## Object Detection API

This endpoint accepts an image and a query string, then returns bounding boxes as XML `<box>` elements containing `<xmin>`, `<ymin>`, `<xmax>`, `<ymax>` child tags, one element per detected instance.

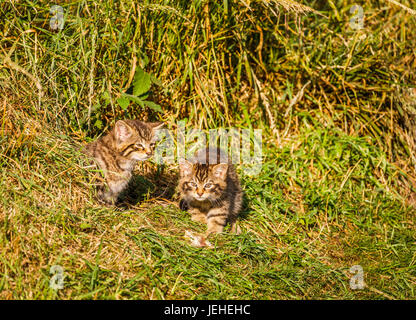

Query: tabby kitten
<box><xmin>84</xmin><ymin>119</ymin><xmax>163</xmax><ymax>205</ymax></box>
<box><xmin>179</xmin><ymin>147</ymin><xmax>243</xmax><ymax>236</ymax></box>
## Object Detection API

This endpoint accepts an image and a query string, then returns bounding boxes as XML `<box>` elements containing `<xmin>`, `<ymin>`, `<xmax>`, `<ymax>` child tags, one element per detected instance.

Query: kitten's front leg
<box><xmin>97</xmin><ymin>188</ymin><xmax>117</xmax><ymax>205</ymax></box>
<box><xmin>205</xmin><ymin>208</ymin><xmax>228</xmax><ymax>236</ymax></box>
<box><xmin>189</xmin><ymin>207</ymin><xmax>207</xmax><ymax>224</ymax></box>
<box><xmin>98</xmin><ymin>178</ymin><xmax>129</xmax><ymax>205</ymax></box>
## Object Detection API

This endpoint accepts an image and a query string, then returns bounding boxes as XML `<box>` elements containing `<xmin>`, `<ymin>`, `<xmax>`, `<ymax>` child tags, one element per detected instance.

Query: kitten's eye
<box><xmin>189</xmin><ymin>182</ymin><xmax>197</xmax><ymax>188</ymax></box>
<box><xmin>204</xmin><ymin>183</ymin><xmax>213</xmax><ymax>189</ymax></box>
<box><xmin>135</xmin><ymin>144</ymin><xmax>144</xmax><ymax>150</ymax></box>
<box><xmin>150</xmin><ymin>142</ymin><xmax>156</xmax><ymax>148</ymax></box>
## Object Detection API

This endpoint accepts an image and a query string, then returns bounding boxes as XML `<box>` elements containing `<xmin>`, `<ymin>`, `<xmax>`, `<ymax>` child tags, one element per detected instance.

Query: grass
<box><xmin>1</xmin><ymin>0</ymin><xmax>416</xmax><ymax>299</ymax></box>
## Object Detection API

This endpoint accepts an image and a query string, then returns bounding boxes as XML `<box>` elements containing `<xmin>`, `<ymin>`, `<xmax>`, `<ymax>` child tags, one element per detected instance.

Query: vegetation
<box><xmin>0</xmin><ymin>0</ymin><xmax>415</xmax><ymax>299</ymax></box>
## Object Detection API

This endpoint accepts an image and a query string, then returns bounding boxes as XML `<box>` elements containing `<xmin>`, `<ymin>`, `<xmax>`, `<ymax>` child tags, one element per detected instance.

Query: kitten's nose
<box><xmin>197</xmin><ymin>190</ymin><xmax>204</xmax><ymax>197</ymax></box>
<box><xmin>146</xmin><ymin>150</ymin><xmax>152</xmax><ymax>156</ymax></box>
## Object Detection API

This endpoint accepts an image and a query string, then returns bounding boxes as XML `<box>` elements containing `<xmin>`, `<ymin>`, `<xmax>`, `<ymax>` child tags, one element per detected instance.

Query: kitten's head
<box><xmin>114</xmin><ymin>120</ymin><xmax>164</xmax><ymax>161</ymax></box>
<box><xmin>179</xmin><ymin>159</ymin><xmax>228</xmax><ymax>202</ymax></box>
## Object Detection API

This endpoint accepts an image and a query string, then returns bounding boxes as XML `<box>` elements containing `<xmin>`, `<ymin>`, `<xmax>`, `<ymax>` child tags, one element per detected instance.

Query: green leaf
<box><xmin>143</xmin><ymin>100</ymin><xmax>163</xmax><ymax>113</ymax></box>
<box><xmin>132</xmin><ymin>67</ymin><xmax>151</xmax><ymax>97</ymax></box>
<box><xmin>117</xmin><ymin>95</ymin><xmax>130</xmax><ymax>110</ymax></box>
<box><xmin>139</xmin><ymin>93</ymin><xmax>149</xmax><ymax>100</ymax></box>
<box><xmin>94</xmin><ymin>119</ymin><xmax>103</xmax><ymax>129</ymax></box>
<box><xmin>102</xmin><ymin>91</ymin><xmax>111</xmax><ymax>104</ymax></box>
<box><xmin>127</xmin><ymin>95</ymin><xmax>145</xmax><ymax>108</ymax></box>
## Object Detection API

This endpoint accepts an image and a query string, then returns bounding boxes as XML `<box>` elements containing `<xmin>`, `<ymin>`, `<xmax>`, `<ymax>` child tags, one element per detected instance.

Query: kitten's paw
<box><xmin>97</xmin><ymin>197</ymin><xmax>114</xmax><ymax>207</ymax></box>
<box><xmin>191</xmin><ymin>214</ymin><xmax>207</xmax><ymax>223</ymax></box>
<box><xmin>231</xmin><ymin>223</ymin><xmax>242</xmax><ymax>235</ymax></box>
<box><xmin>205</xmin><ymin>224</ymin><xmax>225</xmax><ymax>237</ymax></box>
<box><xmin>97</xmin><ymin>190</ymin><xmax>116</xmax><ymax>206</ymax></box>
<box><xmin>185</xmin><ymin>230</ymin><xmax>213</xmax><ymax>248</ymax></box>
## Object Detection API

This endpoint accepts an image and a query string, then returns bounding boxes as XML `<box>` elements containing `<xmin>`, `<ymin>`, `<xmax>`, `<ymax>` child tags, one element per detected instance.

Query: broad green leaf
<box><xmin>117</xmin><ymin>95</ymin><xmax>130</xmax><ymax>110</ymax></box>
<box><xmin>143</xmin><ymin>100</ymin><xmax>163</xmax><ymax>113</ymax></box>
<box><xmin>132</xmin><ymin>67</ymin><xmax>151</xmax><ymax>97</ymax></box>
<box><xmin>139</xmin><ymin>93</ymin><xmax>149</xmax><ymax>100</ymax></box>
<box><xmin>127</xmin><ymin>95</ymin><xmax>145</xmax><ymax>108</ymax></box>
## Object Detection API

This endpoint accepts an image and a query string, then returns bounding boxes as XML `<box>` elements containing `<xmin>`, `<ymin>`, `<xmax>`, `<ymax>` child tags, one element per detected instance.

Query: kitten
<box><xmin>179</xmin><ymin>147</ymin><xmax>243</xmax><ymax>236</ymax></box>
<box><xmin>84</xmin><ymin>119</ymin><xmax>163</xmax><ymax>205</ymax></box>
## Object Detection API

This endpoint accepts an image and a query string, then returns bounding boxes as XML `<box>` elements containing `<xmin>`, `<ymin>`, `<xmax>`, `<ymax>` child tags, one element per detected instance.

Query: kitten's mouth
<box><xmin>194</xmin><ymin>195</ymin><xmax>207</xmax><ymax>201</ymax></box>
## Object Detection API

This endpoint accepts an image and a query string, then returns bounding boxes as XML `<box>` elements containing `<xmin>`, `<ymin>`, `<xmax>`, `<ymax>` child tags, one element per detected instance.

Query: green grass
<box><xmin>1</xmin><ymin>115</ymin><xmax>415</xmax><ymax>299</ymax></box>
<box><xmin>1</xmin><ymin>0</ymin><xmax>416</xmax><ymax>299</ymax></box>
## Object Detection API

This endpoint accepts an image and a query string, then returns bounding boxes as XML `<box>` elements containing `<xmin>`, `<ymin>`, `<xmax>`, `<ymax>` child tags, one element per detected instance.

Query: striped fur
<box><xmin>84</xmin><ymin>119</ymin><xmax>163</xmax><ymax>205</ymax></box>
<box><xmin>179</xmin><ymin>148</ymin><xmax>243</xmax><ymax>236</ymax></box>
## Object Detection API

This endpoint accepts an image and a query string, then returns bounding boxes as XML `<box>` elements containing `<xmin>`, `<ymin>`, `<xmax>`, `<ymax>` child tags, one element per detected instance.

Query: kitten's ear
<box><xmin>115</xmin><ymin>120</ymin><xmax>133</xmax><ymax>142</ymax></box>
<box><xmin>149</xmin><ymin>122</ymin><xmax>164</xmax><ymax>131</ymax></box>
<box><xmin>150</xmin><ymin>122</ymin><xmax>165</xmax><ymax>142</ymax></box>
<box><xmin>212</xmin><ymin>163</ymin><xmax>228</xmax><ymax>180</ymax></box>
<box><xmin>179</xmin><ymin>159</ymin><xmax>193</xmax><ymax>177</ymax></box>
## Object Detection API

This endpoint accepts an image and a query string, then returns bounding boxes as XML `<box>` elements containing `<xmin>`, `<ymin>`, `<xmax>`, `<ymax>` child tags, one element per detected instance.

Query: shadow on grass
<box><xmin>116</xmin><ymin>165</ymin><xmax>179</xmax><ymax>208</ymax></box>
<box><xmin>115</xmin><ymin>165</ymin><xmax>253</xmax><ymax>233</ymax></box>
<box><xmin>238</xmin><ymin>192</ymin><xmax>251</xmax><ymax>222</ymax></box>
